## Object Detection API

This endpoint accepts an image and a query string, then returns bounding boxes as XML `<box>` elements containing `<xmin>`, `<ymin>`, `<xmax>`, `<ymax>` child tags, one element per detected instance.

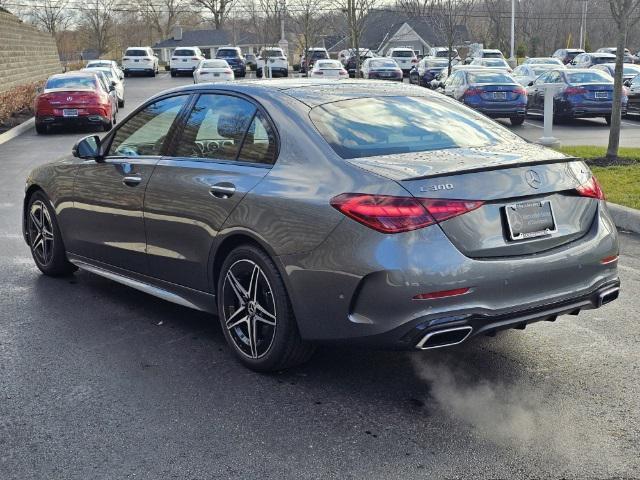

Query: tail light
<box><xmin>565</xmin><ymin>86</ymin><xmax>588</xmax><ymax>95</ymax></box>
<box><xmin>464</xmin><ymin>88</ymin><xmax>483</xmax><ymax>97</ymax></box>
<box><xmin>122</xmin><ymin>57</ymin><xmax>130</xmax><ymax>61</ymax></box>
<box><xmin>411</xmin><ymin>58</ymin><xmax>418</xmax><ymax>63</ymax></box>
<box><xmin>192</xmin><ymin>57</ymin><xmax>199</xmax><ymax>60</ymax></box>
<box><xmin>576</xmin><ymin>175</ymin><xmax>605</xmax><ymax>200</ymax></box>
<box><xmin>225</xmin><ymin>69</ymin><xmax>233</xmax><ymax>74</ymax></box>
<box><xmin>172</xmin><ymin>57</ymin><xmax>177</xmax><ymax>61</ymax></box>
<box><xmin>514</xmin><ymin>86</ymin><xmax>527</xmax><ymax>95</ymax></box>
<box><xmin>340</xmin><ymin>69</ymin><xmax>348</xmax><ymax>75</ymax></box>
<box><xmin>330</xmin><ymin>194</ymin><xmax>484</xmax><ymax>233</ymax></box>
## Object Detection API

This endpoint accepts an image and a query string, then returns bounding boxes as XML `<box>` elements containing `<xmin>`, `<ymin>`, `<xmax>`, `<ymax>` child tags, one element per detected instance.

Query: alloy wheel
<box><xmin>222</xmin><ymin>259</ymin><xmax>277</xmax><ymax>359</ymax></box>
<box><xmin>28</xmin><ymin>200</ymin><xmax>54</xmax><ymax>266</ymax></box>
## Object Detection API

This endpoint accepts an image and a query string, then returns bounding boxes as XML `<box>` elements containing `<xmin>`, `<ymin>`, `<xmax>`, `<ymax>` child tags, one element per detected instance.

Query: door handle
<box><xmin>209</xmin><ymin>183</ymin><xmax>236</xmax><ymax>199</ymax></box>
<box><xmin>123</xmin><ymin>175</ymin><xmax>142</xmax><ymax>186</ymax></box>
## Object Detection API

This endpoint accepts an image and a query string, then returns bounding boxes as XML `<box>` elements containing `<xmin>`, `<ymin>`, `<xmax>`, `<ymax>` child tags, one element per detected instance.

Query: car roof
<box><xmin>152</xmin><ymin>79</ymin><xmax>437</xmax><ymax>108</ymax></box>
<box><xmin>49</xmin><ymin>71</ymin><xmax>97</xmax><ymax>79</ymax></box>
<box><xmin>588</xmin><ymin>52</ymin><xmax>616</xmax><ymax>57</ymax></box>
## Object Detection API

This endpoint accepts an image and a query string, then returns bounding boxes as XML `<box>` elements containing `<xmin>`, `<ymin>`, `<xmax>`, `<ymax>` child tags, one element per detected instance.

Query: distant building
<box><xmin>153</xmin><ymin>26</ymin><xmax>261</xmax><ymax>61</ymax></box>
<box><xmin>328</xmin><ymin>10</ymin><xmax>470</xmax><ymax>56</ymax></box>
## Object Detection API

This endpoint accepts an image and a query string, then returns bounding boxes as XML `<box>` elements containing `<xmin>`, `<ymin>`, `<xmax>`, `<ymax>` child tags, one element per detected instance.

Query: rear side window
<box><xmin>237</xmin><ymin>112</ymin><xmax>277</xmax><ymax>165</ymax></box>
<box><xmin>109</xmin><ymin>95</ymin><xmax>188</xmax><ymax>157</ymax></box>
<box><xmin>310</xmin><ymin>96</ymin><xmax>512</xmax><ymax>159</ymax></box>
<box><xmin>174</xmin><ymin>94</ymin><xmax>256</xmax><ymax>161</ymax></box>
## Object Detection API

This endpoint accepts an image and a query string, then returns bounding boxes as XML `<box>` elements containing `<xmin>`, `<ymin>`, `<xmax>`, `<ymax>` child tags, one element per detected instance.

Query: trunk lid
<box><xmin>347</xmin><ymin>144</ymin><xmax>597</xmax><ymax>257</ymax></box>
<box><xmin>41</xmin><ymin>90</ymin><xmax>99</xmax><ymax>108</ymax></box>
<box><xmin>475</xmin><ymin>84</ymin><xmax>522</xmax><ymax>101</ymax></box>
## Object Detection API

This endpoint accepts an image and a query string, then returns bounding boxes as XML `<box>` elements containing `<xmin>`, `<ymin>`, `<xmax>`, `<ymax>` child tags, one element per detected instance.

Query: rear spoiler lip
<box><xmin>400</xmin><ymin>156</ymin><xmax>581</xmax><ymax>181</ymax></box>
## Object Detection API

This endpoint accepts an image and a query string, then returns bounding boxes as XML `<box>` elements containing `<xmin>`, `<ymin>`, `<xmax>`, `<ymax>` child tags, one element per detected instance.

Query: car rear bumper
<box><xmin>468</xmin><ymin>103</ymin><xmax>527</xmax><ymax>118</ymax></box>
<box><xmin>556</xmin><ymin>100</ymin><xmax>627</xmax><ymax>117</ymax></box>
<box><xmin>278</xmin><ymin>202</ymin><xmax>619</xmax><ymax>347</ymax></box>
<box><xmin>36</xmin><ymin>114</ymin><xmax>110</xmax><ymax>126</ymax></box>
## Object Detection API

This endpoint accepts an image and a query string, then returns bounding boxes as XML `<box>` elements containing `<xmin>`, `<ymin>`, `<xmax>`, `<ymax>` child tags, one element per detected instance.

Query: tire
<box><xmin>604</xmin><ymin>114</ymin><xmax>612</xmax><ymax>126</ymax></box>
<box><xmin>124</xmin><ymin>71</ymin><xmax>129</xmax><ymax>78</ymax></box>
<box><xmin>35</xmin><ymin>122</ymin><xmax>47</xmax><ymax>134</ymax></box>
<box><xmin>170</xmin><ymin>70</ymin><xmax>176</xmax><ymax>77</ymax></box>
<box><xmin>510</xmin><ymin>116</ymin><xmax>525</xmax><ymax>126</ymax></box>
<box><xmin>256</xmin><ymin>68</ymin><xmax>263</xmax><ymax>78</ymax></box>
<box><xmin>26</xmin><ymin>191</ymin><xmax>76</xmax><ymax>276</ymax></box>
<box><xmin>217</xmin><ymin>244</ymin><xmax>314</xmax><ymax>372</ymax></box>
<box><xmin>150</xmin><ymin>70</ymin><xmax>156</xmax><ymax>77</ymax></box>
<box><xmin>118</xmin><ymin>98</ymin><xmax>125</xmax><ymax>108</ymax></box>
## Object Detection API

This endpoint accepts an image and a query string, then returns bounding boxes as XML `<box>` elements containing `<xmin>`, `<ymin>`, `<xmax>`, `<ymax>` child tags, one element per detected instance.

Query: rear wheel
<box><xmin>170</xmin><ymin>70</ymin><xmax>176</xmax><ymax>77</ymax></box>
<box><xmin>217</xmin><ymin>245</ymin><xmax>314</xmax><ymax>372</ymax></box>
<box><xmin>35</xmin><ymin>122</ymin><xmax>47</xmax><ymax>135</ymax></box>
<box><xmin>604</xmin><ymin>114</ymin><xmax>612</xmax><ymax>126</ymax></box>
<box><xmin>256</xmin><ymin>68</ymin><xmax>263</xmax><ymax>78</ymax></box>
<box><xmin>118</xmin><ymin>98</ymin><xmax>125</xmax><ymax>108</ymax></box>
<box><xmin>510</xmin><ymin>116</ymin><xmax>525</xmax><ymax>126</ymax></box>
<box><xmin>26</xmin><ymin>191</ymin><xmax>76</xmax><ymax>276</ymax></box>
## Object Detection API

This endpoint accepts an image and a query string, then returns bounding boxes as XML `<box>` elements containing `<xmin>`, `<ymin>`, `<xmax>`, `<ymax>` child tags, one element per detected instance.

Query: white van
<box><xmin>170</xmin><ymin>47</ymin><xmax>205</xmax><ymax>77</ymax></box>
<box><xmin>256</xmin><ymin>48</ymin><xmax>289</xmax><ymax>78</ymax></box>
<box><xmin>121</xmin><ymin>47</ymin><xmax>158</xmax><ymax>77</ymax></box>
<box><xmin>386</xmin><ymin>47</ymin><xmax>418</xmax><ymax>76</ymax></box>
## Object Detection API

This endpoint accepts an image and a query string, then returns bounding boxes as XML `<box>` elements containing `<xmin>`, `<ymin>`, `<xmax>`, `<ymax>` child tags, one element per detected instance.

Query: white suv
<box><xmin>122</xmin><ymin>47</ymin><xmax>158</xmax><ymax>77</ymax></box>
<box><xmin>386</xmin><ymin>47</ymin><xmax>417</xmax><ymax>76</ymax></box>
<box><xmin>256</xmin><ymin>48</ymin><xmax>289</xmax><ymax>78</ymax></box>
<box><xmin>170</xmin><ymin>47</ymin><xmax>205</xmax><ymax>77</ymax></box>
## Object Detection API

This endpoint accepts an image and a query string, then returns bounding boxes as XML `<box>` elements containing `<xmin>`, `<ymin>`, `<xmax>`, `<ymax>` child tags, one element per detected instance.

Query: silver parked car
<box><xmin>23</xmin><ymin>80</ymin><xmax>620</xmax><ymax>371</ymax></box>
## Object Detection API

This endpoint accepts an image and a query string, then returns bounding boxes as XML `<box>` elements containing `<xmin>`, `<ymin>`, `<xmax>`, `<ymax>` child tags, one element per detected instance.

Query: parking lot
<box><xmin>0</xmin><ymin>73</ymin><xmax>639</xmax><ymax>479</ymax></box>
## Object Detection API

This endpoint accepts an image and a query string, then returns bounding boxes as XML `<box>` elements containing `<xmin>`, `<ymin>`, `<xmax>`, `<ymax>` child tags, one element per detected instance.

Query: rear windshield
<box><xmin>174</xmin><ymin>49</ymin><xmax>196</xmax><ymax>56</ymax></box>
<box><xmin>126</xmin><ymin>50</ymin><xmax>148</xmax><ymax>57</ymax></box>
<box><xmin>262</xmin><ymin>49</ymin><xmax>283</xmax><ymax>57</ymax></box>
<box><xmin>426</xmin><ymin>59</ymin><xmax>449</xmax><ymax>68</ymax></box>
<box><xmin>46</xmin><ymin>76</ymin><xmax>96</xmax><ymax>90</ymax></box>
<box><xmin>483</xmin><ymin>59</ymin><xmax>508</xmax><ymax>67</ymax></box>
<box><xmin>527</xmin><ymin>58</ymin><xmax>558</xmax><ymax>65</ymax></box>
<box><xmin>567</xmin><ymin>71</ymin><xmax>611</xmax><ymax>83</ymax></box>
<box><xmin>87</xmin><ymin>61</ymin><xmax>111</xmax><ymax>67</ymax></box>
<box><xmin>566</xmin><ymin>51</ymin><xmax>582</xmax><ymax>59</ymax></box>
<box><xmin>467</xmin><ymin>72</ymin><xmax>513</xmax><ymax>84</ymax></box>
<box><xmin>317</xmin><ymin>60</ymin><xmax>341</xmax><ymax>69</ymax></box>
<box><xmin>435</xmin><ymin>50</ymin><xmax>456</xmax><ymax>57</ymax></box>
<box><xmin>592</xmin><ymin>56</ymin><xmax>614</xmax><ymax>65</ymax></box>
<box><xmin>370</xmin><ymin>60</ymin><xmax>398</xmax><ymax>68</ymax></box>
<box><xmin>311</xmin><ymin>51</ymin><xmax>328</xmax><ymax>59</ymax></box>
<box><xmin>310</xmin><ymin>96</ymin><xmax>510</xmax><ymax>159</ymax></box>
<box><xmin>201</xmin><ymin>60</ymin><xmax>228</xmax><ymax>68</ymax></box>
<box><xmin>217</xmin><ymin>49</ymin><xmax>239</xmax><ymax>58</ymax></box>
<box><xmin>483</xmin><ymin>52</ymin><xmax>503</xmax><ymax>58</ymax></box>
<box><xmin>392</xmin><ymin>50</ymin><xmax>414</xmax><ymax>57</ymax></box>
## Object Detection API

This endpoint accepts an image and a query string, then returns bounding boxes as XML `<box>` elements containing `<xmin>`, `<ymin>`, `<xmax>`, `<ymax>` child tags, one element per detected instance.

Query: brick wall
<box><xmin>0</xmin><ymin>12</ymin><xmax>62</xmax><ymax>94</ymax></box>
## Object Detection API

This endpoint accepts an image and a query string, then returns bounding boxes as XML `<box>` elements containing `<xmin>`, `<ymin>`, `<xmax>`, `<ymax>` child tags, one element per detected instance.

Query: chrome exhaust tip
<box><xmin>597</xmin><ymin>286</ymin><xmax>620</xmax><ymax>307</ymax></box>
<box><xmin>416</xmin><ymin>326</ymin><xmax>473</xmax><ymax>350</ymax></box>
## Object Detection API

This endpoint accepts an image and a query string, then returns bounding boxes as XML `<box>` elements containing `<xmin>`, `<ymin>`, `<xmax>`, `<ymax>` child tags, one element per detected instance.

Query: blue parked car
<box><xmin>215</xmin><ymin>46</ymin><xmax>246</xmax><ymax>78</ymax></box>
<box><xmin>443</xmin><ymin>69</ymin><xmax>527</xmax><ymax>125</ymax></box>
<box><xmin>526</xmin><ymin>69</ymin><xmax>627</xmax><ymax>125</ymax></box>
<box><xmin>409</xmin><ymin>58</ymin><xmax>451</xmax><ymax>88</ymax></box>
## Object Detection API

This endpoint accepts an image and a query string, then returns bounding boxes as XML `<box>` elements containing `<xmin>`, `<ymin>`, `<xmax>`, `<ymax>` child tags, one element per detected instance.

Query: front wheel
<box><xmin>217</xmin><ymin>245</ymin><xmax>314</xmax><ymax>372</ymax></box>
<box><xmin>35</xmin><ymin>122</ymin><xmax>47</xmax><ymax>134</ymax></box>
<box><xmin>256</xmin><ymin>68</ymin><xmax>263</xmax><ymax>78</ymax></box>
<box><xmin>604</xmin><ymin>114</ymin><xmax>612</xmax><ymax>126</ymax></box>
<box><xmin>26</xmin><ymin>191</ymin><xmax>76</xmax><ymax>276</ymax></box>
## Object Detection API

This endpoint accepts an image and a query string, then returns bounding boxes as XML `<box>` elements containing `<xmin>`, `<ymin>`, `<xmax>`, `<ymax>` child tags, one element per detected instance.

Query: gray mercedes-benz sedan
<box><xmin>23</xmin><ymin>80</ymin><xmax>620</xmax><ymax>371</ymax></box>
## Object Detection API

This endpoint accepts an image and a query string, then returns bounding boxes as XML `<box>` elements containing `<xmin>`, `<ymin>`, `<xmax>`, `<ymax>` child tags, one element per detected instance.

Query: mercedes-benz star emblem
<box><xmin>525</xmin><ymin>170</ymin><xmax>541</xmax><ymax>189</ymax></box>
<box><xmin>66</xmin><ymin>96</ymin><xmax>73</xmax><ymax>101</ymax></box>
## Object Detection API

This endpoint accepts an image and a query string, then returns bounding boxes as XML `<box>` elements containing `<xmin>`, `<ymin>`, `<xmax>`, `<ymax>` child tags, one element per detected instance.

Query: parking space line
<box><xmin>524</xmin><ymin>121</ymin><xmax>543</xmax><ymax>129</ymax></box>
<box><xmin>621</xmin><ymin>121</ymin><xmax>640</xmax><ymax>127</ymax></box>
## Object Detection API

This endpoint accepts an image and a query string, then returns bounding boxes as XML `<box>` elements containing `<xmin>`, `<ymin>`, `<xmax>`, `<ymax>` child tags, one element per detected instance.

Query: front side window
<box><xmin>109</xmin><ymin>95</ymin><xmax>188</xmax><ymax>157</ymax></box>
<box><xmin>174</xmin><ymin>94</ymin><xmax>256</xmax><ymax>161</ymax></box>
<box><xmin>310</xmin><ymin>96</ymin><xmax>513</xmax><ymax>159</ymax></box>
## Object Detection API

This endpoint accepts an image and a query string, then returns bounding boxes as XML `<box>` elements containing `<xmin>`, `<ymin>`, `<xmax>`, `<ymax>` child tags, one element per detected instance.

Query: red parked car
<box><xmin>35</xmin><ymin>71</ymin><xmax>117</xmax><ymax>134</ymax></box>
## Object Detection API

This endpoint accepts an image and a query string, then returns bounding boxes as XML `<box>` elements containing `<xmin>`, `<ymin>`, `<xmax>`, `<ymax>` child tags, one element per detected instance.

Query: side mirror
<box><xmin>72</xmin><ymin>135</ymin><xmax>103</xmax><ymax>162</ymax></box>
<box><xmin>528</xmin><ymin>81</ymin><xmax>534</xmax><ymax>86</ymax></box>
<box><xmin>36</xmin><ymin>86</ymin><xmax>44</xmax><ymax>94</ymax></box>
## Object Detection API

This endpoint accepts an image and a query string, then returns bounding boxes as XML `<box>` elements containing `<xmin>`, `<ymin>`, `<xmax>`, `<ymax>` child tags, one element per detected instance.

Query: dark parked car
<box><xmin>443</xmin><ymin>69</ymin><xmax>527</xmax><ymax>125</ymax></box>
<box><xmin>360</xmin><ymin>58</ymin><xmax>403</xmax><ymax>81</ymax></box>
<box><xmin>552</xmin><ymin>48</ymin><xmax>585</xmax><ymax>65</ymax></box>
<box><xmin>624</xmin><ymin>73</ymin><xmax>640</xmax><ymax>115</ymax></box>
<box><xmin>35</xmin><ymin>71</ymin><xmax>117</xmax><ymax>134</ymax></box>
<box><xmin>300</xmin><ymin>48</ymin><xmax>329</xmax><ymax>73</ymax></box>
<box><xmin>23</xmin><ymin>80</ymin><xmax>620</xmax><ymax>372</ymax></box>
<box><xmin>526</xmin><ymin>69</ymin><xmax>627</xmax><ymax>125</ymax></box>
<box><xmin>591</xmin><ymin>63</ymin><xmax>640</xmax><ymax>82</ymax></box>
<box><xmin>215</xmin><ymin>47</ymin><xmax>246</xmax><ymax>78</ymax></box>
<box><xmin>409</xmin><ymin>58</ymin><xmax>451</xmax><ymax>87</ymax></box>
<box><xmin>345</xmin><ymin>49</ymin><xmax>376</xmax><ymax>77</ymax></box>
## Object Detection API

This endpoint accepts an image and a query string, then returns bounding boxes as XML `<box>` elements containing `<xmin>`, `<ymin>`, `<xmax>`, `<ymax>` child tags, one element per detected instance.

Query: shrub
<box><xmin>0</xmin><ymin>81</ymin><xmax>44</xmax><ymax>128</ymax></box>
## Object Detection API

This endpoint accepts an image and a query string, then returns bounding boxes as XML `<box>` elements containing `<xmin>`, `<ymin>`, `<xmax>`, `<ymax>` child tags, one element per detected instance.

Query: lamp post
<box><xmin>578</xmin><ymin>1</ymin><xmax>589</xmax><ymax>50</ymax></box>
<box><xmin>509</xmin><ymin>0</ymin><xmax>515</xmax><ymax>63</ymax></box>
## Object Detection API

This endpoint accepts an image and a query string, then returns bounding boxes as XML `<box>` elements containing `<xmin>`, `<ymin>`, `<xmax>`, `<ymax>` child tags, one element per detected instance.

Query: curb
<box><xmin>0</xmin><ymin>117</ymin><xmax>34</xmax><ymax>146</ymax></box>
<box><xmin>608</xmin><ymin>203</ymin><xmax>640</xmax><ymax>235</ymax></box>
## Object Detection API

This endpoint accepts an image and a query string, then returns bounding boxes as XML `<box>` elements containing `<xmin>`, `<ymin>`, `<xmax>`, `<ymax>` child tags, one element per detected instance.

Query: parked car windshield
<box><xmin>371</xmin><ymin>59</ymin><xmax>398</xmax><ymax>68</ymax></box>
<box><xmin>566</xmin><ymin>71</ymin><xmax>612</xmax><ymax>83</ymax></box>
<box><xmin>392</xmin><ymin>50</ymin><xmax>414</xmax><ymax>57</ymax></box>
<box><xmin>45</xmin><ymin>76</ymin><xmax>96</xmax><ymax>90</ymax></box>
<box><xmin>126</xmin><ymin>49</ymin><xmax>148</xmax><ymax>57</ymax></box>
<box><xmin>174</xmin><ymin>49</ymin><xmax>196</xmax><ymax>56</ymax></box>
<box><xmin>467</xmin><ymin>72</ymin><xmax>513</xmax><ymax>83</ymax></box>
<box><xmin>310</xmin><ymin>51</ymin><xmax>328</xmax><ymax>59</ymax></box>
<box><xmin>426</xmin><ymin>59</ymin><xmax>450</xmax><ymax>68</ymax></box>
<box><xmin>435</xmin><ymin>50</ymin><xmax>456</xmax><ymax>57</ymax></box>
<box><xmin>310</xmin><ymin>96</ymin><xmax>512</xmax><ymax>159</ymax></box>
<box><xmin>482</xmin><ymin>58</ymin><xmax>508</xmax><ymax>67</ymax></box>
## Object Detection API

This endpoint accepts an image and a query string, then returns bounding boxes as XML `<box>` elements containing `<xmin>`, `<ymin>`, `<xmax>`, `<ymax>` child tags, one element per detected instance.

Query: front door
<box><xmin>143</xmin><ymin>92</ymin><xmax>277</xmax><ymax>291</ymax></box>
<box><xmin>67</xmin><ymin>94</ymin><xmax>190</xmax><ymax>273</ymax></box>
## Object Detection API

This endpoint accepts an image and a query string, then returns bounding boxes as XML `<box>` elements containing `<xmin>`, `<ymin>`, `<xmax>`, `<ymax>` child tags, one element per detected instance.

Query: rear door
<box><xmin>143</xmin><ymin>92</ymin><xmax>277</xmax><ymax>290</ymax></box>
<box><xmin>67</xmin><ymin>94</ymin><xmax>190</xmax><ymax>273</ymax></box>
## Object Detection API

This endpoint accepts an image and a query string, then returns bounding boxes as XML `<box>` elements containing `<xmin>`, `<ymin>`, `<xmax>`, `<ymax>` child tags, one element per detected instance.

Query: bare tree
<box><xmin>29</xmin><ymin>0</ymin><xmax>74</xmax><ymax>36</ymax></box>
<box><xmin>333</xmin><ymin>0</ymin><xmax>380</xmax><ymax>77</ymax></box>
<box><xmin>290</xmin><ymin>0</ymin><xmax>325</xmax><ymax>76</ymax></box>
<box><xmin>429</xmin><ymin>0</ymin><xmax>475</xmax><ymax>74</ymax></box>
<box><xmin>192</xmin><ymin>0</ymin><xmax>237</xmax><ymax>29</ymax></box>
<box><xmin>138</xmin><ymin>0</ymin><xmax>188</xmax><ymax>39</ymax></box>
<box><xmin>607</xmin><ymin>0</ymin><xmax>640</xmax><ymax>159</ymax></box>
<box><xmin>79</xmin><ymin>0</ymin><xmax>118</xmax><ymax>56</ymax></box>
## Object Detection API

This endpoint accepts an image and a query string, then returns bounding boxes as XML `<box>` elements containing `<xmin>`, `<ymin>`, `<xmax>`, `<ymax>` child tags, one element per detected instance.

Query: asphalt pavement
<box><xmin>0</xmin><ymin>74</ymin><xmax>639</xmax><ymax>480</ymax></box>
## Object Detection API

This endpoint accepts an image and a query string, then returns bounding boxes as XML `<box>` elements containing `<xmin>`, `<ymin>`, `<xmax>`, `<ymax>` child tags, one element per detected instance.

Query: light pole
<box><xmin>509</xmin><ymin>0</ymin><xmax>515</xmax><ymax>62</ymax></box>
<box><xmin>579</xmin><ymin>1</ymin><xmax>589</xmax><ymax>50</ymax></box>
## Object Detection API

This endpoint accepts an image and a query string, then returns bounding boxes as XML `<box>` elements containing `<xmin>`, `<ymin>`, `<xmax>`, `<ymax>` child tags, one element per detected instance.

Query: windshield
<box><xmin>593</xmin><ymin>56</ymin><xmax>614</xmax><ymax>65</ymax></box>
<box><xmin>435</xmin><ymin>50</ymin><xmax>456</xmax><ymax>57</ymax></box>
<box><xmin>310</xmin><ymin>51</ymin><xmax>328</xmax><ymax>59</ymax></box>
<box><xmin>468</xmin><ymin>72</ymin><xmax>513</xmax><ymax>84</ymax></box>
<box><xmin>371</xmin><ymin>60</ymin><xmax>398</xmax><ymax>69</ymax></box>
<box><xmin>483</xmin><ymin>52</ymin><xmax>503</xmax><ymax>58</ymax></box>
<box><xmin>45</xmin><ymin>76</ymin><xmax>96</xmax><ymax>90</ymax></box>
<box><xmin>174</xmin><ymin>49</ymin><xmax>196</xmax><ymax>57</ymax></box>
<box><xmin>310</xmin><ymin>96</ymin><xmax>511</xmax><ymax>159</ymax></box>
<box><xmin>392</xmin><ymin>51</ymin><xmax>414</xmax><ymax>57</ymax></box>
<box><xmin>567</xmin><ymin>71</ymin><xmax>612</xmax><ymax>83</ymax></box>
<box><xmin>201</xmin><ymin>60</ymin><xmax>228</xmax><ymax>68</ymax></box>
<box><xmin>217</xmin><ymin>49</ymin><xmax>239</xmax><ymax>58</ymax></box>
<box><xmin>527</xmin><ymin>58</ymin><xmax>560</xmax><ymax>65</ymax></box>
<box><xmin>532</xmin><ymin>67</ymin><xmax>551</xmax><ymax>76</ymax></box>
<box><xmin>87</xmin><ymin>61</ymin><xmax>111</xmax><ymax>67</ymax></box>
<box><xmin>126</xmin><ymin>50</ymin><xmax>148</xmax><ymax>57</ymax></box>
